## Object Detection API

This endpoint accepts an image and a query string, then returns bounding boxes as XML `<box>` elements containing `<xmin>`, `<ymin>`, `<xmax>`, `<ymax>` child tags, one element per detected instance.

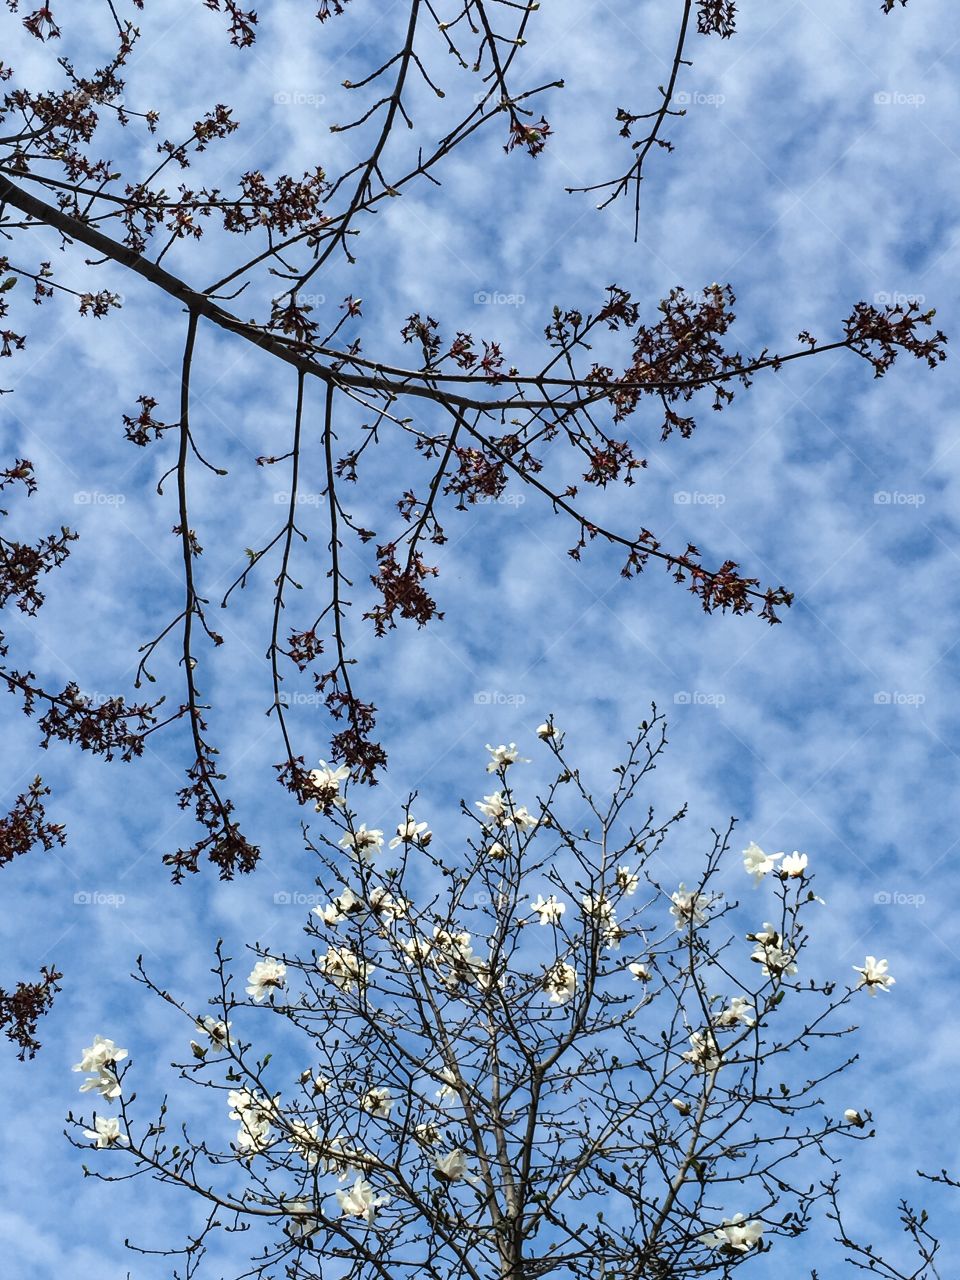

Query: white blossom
<box><xmin>289</xmin><ymin>1121</ymin><xmax>321</xmax><ymax>1167</ymax></box>
<box><xmin>714</xmin><ymin>996</ymin><xmax>757</xmax><ymax>1029</ymax></box>
<box><xmin>362</xmin><ymin>1087</ymin><xmax>393</xmax><ymax>1119</ymax></box>
<box><xmin>313</xmin><ymin>886</ymin><xmax>364</xmax><ymax>926</ymax></box>
<box><xmin>195</xmin><ymin>1015</ymin><xmax>230</xmax><ymax>1045</ymax></box>
<box><xmin>487</xmin><ymin>841</ymin><xmax>508</xmax><ymax>859</ymax></box>
<box><xmin>853</xmin><ymin>956</ymin><xmax>895</xmax><ymax>996</ymax></box>
<box><xmin>536</xmin><ymin>721</ymin><xmax>556</xmax><ymax>740</ymax></box>
<box><xmin>628</xmin><ymin>962</ymin><xmax>651</xmax><ymax>983</ymax></box>
<box><xmin>616</xmin><ymin>865</ymin><xmax>640</xmax><ymax>895</ymax></box>
<box><xmin>742</xmin><ymin>841</ymin><xmax>782</xmax><ymax>886</ymax></box>
<box><xmin>669</xmin><ymin>883</ymin><xmax>707</xmax><ymax>929</ymax></box>
<box><xmin>844</xmin><ymin>1108</ymin><xmax>865</xmax><ymax>1128</ymax></box>
<box><xmin>749</xmin><ymin>924</ymin><xmax>798</xmax><ymax>978</ymax></box>
<box><xmin>308</xmin><ymin>760</ymin><xmax>350</xmax><ymax>810</ymax></box>
<box><xmin>415</xmin><ymin>1121</ymin><xmax>442</xmax><ymax>1146</ymax></box>
<box><xmin>284</xmin><ymin>1199</ymin><xmax>320</xmax><ymax>1242</ymax></box>
<box><xmin>73</xmin><ymin>1036</ymin><xmax>128</xmax><ymax>1075</ymax></box>
<box><xmin>434</xmin><ymin>1148</ymin><xmax>473</xmax><ymax>1182</ymax></box>
<box><xmin>318</xmin><ymin>945</ymin><xmax>374</xmax><ymax>994</ymax></box>
<box><xmin>83</xmin><ymin>1115</ymin><xmax>129</xmax><ymax>1149</ymax></box>
<box><xmin>699</xmin><ymin>1214</ymin><xmax>764</xmax><ymax>1252</ymax></box>
<box><xmin>228</xmin><ymin>1089</ymin><xmax>275</xmax><ymax>1154</ymax></box>
<box><xmin>529</xmin><ymin>894</ymin><xmax>565</xmax><ymax>925</ymax></box>
<box><xmin>485</xmin><ymin>743</ymin><xmax>522</xmax><ymax>772</ymax></box>
<box><xmin>246</xmin><ymin>958</ymin><xmax>287</xmax><ymax>1003</ymax></box>
<box><xmin>336</xmin><ymin>1175</ymin><xmax>390</xmax><ymax>1224</ymax></box>
<box><xmin>682</xmin><ymin>1029</ymin><xmax>721</xmax><ymax>1074</ymax></box>
<box><xmin>339</xmin><ymin>824</ymin><xmax>384</xmax><ymax>862</ymax></box>
<box><xmin>476</xmin><ymin>791</ymin><xmax>507</xmax><ymax>823</ymax></box>
<box><xmin>400</xmin><ymin>936</ymin><xmax>432</xmax><ymax>966</ymax></box>
<box><xmin>509</xmin><ymin>805</ymin><xmax>538</xmax><ymax>832</ymax></box>
<box><xmin>368</xmin><ymin>887</ymin><xmax>408</xmax><ymax>924</ymax></box>
<box><xmin>779</xmin><ymin>851</ymin><xmax>808</xmax><ymax>878</ymax></box>
<box><xmin>388</xmin><ymin>816</ymin><xmax>432</xmax><ymax>849</ymax></box>
<box><xmin>435</xmin><ymin>1068</ymin><xmax>459</xmax><ymax>1104</ymax></box>
<box><xmin>670</xmin><ymin>1097</ymin><xmax>691</xmax><ymax>1116</ymax></box>
<box><xmin>543</xmin><ymin>961</ymin><xmax>577</xmax><ymax>1005</ymax></box>
<box><xmin>78</xmin><ymin>1067</ymin><xmax>122</xmax><ymax>1100</ymax></box>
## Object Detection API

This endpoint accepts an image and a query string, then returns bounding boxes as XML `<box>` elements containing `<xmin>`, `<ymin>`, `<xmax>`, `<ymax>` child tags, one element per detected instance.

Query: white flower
<box><xmin>699</xmin><ymin>1214</ymin><xmax>764</xmax><ymax>1253</ymax></box>
<box><xmin>844</xmin><ymin>1108</ymin><xmax>865</xmax><ymax>1128</ymax></box>
<box><xmin>388</xmin><ymin>816</ymin><xmax>432</xmax><ymax>849</ymax></box>
<box><xmin>476</xmin><ymin>791</ymin><xmax>507</xmax><ymax>823</ymax></box>
<box><xmin>313</xmin><ymin>886</ymin><xmax>364</xmax><ymax>926</ymax></box>
<box><xmin>714</xmin><ymin>996</ymin><xmax>756</xmax><ymax>1029</ymax></box>
<box><xmin>228</xmin><ymin>1089</ymin><xmax>276</xmax><ymax>1154</ymax></box>
<box><xmin>682</xmin><ymin>1029</ymin><xmax>721</xmax><ymax>1074</ymax></box>
<box><xmin>748</xmin><ymin>924</ymin><xmax>798</xmax><ymax>978</ymax></box>
<box><xmin>485</xmin><ymin>743</ymin><xmax>522</xmax><ymax>772</ymax></box>
<box><xmin>400</xmin><ymin>936</ymin><xmax>432</xmax><ymax>966</ymax></box>
<box><xmin>742</xmin><ymin>841</ymin><xmax>782</xmax><ymax>886</ymax></box>
<box><xmin>853</xmin><ymin>956</ymin><xmax>895</xmax><ymax>996</ymax></box>
<box><xmin>83</xmin><ymin>1115</ymin><xmax>129</xmax><ymax>1149</ymax></box>
<box><xmin>536</xmin><ymin>721</ymin><xmax>556</xmax><ymax>740</ymax></box>
<box><xmin>669</xmin><ymin>883</ymin><xmax>707</xmax><ymax>929</ymax></box>
<box><xmin>581</xmin><ymin>892</ymin><xmax>616</xmax><ymax>923</ymax></box>
<box><xmin>509</xmin><ymin>805</ymin><xmax>538</xmax><ymax>832</ymax></box>
<box><xmin>543</xmin><ymin>961</ymin><xmax>577</xmax><ymax>1005</ymax></box>
<box><xmin>289</xmin><ymin>1121</ymin><xmax>321</xmax><ymax>1167</ymax></box>
<box><xmin>78</xmin><ymin>1067</ymin><xmax>122</xmax><ymax>1100</ymax></box>
<box><xmin>73</xmin><ymin>1036</ymin><xmax>128</xmax><ymax>1075</ymax></box>
<box><xmin>435</xmin><ymin>1068</ymin><xmax>459</xmax><ymax>1104</ymax></box>
<box><xmin>434</xmin><ymin>1148</ymin><xmax>473</xmax><ymax>1181</ymax></box>
<box><xmin>339</xmin><ymin>824</ymin><xmax>384</xmax><ymax>862</ymax></box>
<box><xmin>308</xmin><ymin>760</ymin><xmax>350</xmax><ymax>810</ymax></box>
<box><xmin>415</xmin><ymin>1121</ymin><xmax>442</xmax><ymax>1146</ymax></box>
<box><xmin>779</xmin><ymin>851</ymin><xmax>808</xmax><ymax>878</ymax></box>
<box><xmin>336</xmin><ymin>1175</ymin><xmax>389</xmax><ymax>1224</ymax></box>
<box><xmin>285</xmin><ymin>1199</ymin><xmax>320</xmax><ymax>1242</ymax></box>
<box><xmin>628</xmin><ymin>962</ymin><xmax>651</xmax><ymax>983</ymax></box>
<box><xmin>362</xmin><ymin>1087</ymin><xmax>393</xmax><ymax>1119</ymax></box>
<box><xmin>487</xmin><ymin>841</ymin><xmax>507</xmax><ymax>859</ymax></box>
<box><xmin>670</xmin><ymin>1097</ymin><xmax>691</xmax><ymax>1116</ymax></box>
<box><xmin>368</xmin><ymin>887</ymin><xmax>408</xmax><ymax>924</ymax></box>
<box><xmin>530</xmin><ymin>894</ymin><xmax>565</xmax><ymax>925</ymax></box>
<box><xmin>616</xmin><ymin>865</ymin><xmax>640</xmax><ymax>895</ymax></box>
<box><xmin>246</xmin><ymin>958</ymin><xmax>287</xmax><ymax>1003</ymax></box>
<box><xmin>195</xmin><ymin>1015</ymin><xmax>230</xmax><ymax>1045</ymax></box>
<box><xmin>318</xmin><ymin>945</ymin><xmax>374</xmax><ymax>994</ymax></box>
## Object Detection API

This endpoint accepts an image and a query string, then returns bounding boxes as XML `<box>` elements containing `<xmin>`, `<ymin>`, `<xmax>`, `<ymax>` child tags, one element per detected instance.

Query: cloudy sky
<box><xmin>2</xmin><ymin>0</ymin><xmax>959</xmax><ymax>1273</ymax></box>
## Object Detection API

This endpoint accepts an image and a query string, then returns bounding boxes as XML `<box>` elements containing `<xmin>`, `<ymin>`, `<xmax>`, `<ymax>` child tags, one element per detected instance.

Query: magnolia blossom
<box><xmin>307</xmin><ymin>760</ymin><xmax>350</xmax><ymax>810</ymax></box>
<box><xmin>368</xmin><ymin>887</ymin><xmax>408</xmax><ymax>924</ymax></box>
<box><xmin>435</xmin><ymin>1068</ymin><xmax>459</xmax><ymax>1104</ymax></box>
<box><xmin>530</xmin><ymin>893</ymin><xmax>565</xmax><ymax>925</ymax></box>
<box><xmin>400</xmin><ymin>936</ymin><xmax>432</xmax><ymax>966</ymax></box>
<box><xmin>780</xmin><ymin>851</ymin><xmax>808</xmax><ymax>878</ymax></box>
<box><xmin>487</xmin><ymin>841</ymin><xmax>507</xmax><ymax>859</ymax></box>
<box><xmin>435</xmin><ymin>1148</ymin><xmax>473</xmax><ymax>1182</ymax></box>
<box><xmin>543</xmin><ymin>961</ymin><xmax>577</xmax><ymax>1006</ymax></box>
<box><xmin>362</xmin><ymin>1087</ymin><xmax>393</xmax><ymax>1119</ymax></box>
<box><xmin>476</xmin><ymin>791</ymin><xmax>507</xmax><ymax>823</ymax></box>
<box><xmin>246</xmin><ymin>958</ymin><xmax>287</xmax><ymax>1003</ymax></box>
<box><xmin>616</xmin><ymin>865</ymin><xmax>640</xmax><ymax>895</ymax></box>
<box><xmin>669</xmin><ymin>883</ymin><xmax>707</xmax><ymax>929</ymax></box>
<box><xmin>628</xmin><ymin>962</ymin><xmax>651</xmax><ymax>983</ymax></box>
<box><xmin>78</xmin><ymin>1067</ymin><xmax>122</xmax><ymax>1100</ymax></box>
<box><xmin>314</xmin><ymin>886</ymin><xmax>364</xmax><ymax>926</ymax></box>
<box><xmin>853</xmin><ymin>956</ymin><xmax>895</xmax><ymax>996</ymax></box>
<box><xmin>509</xmin><ymin>805</ymin><xmax>538</xmax><ymax>832</ymax></box>
<box><xmin>195</xmin><ymin>1015</ymin><xmax>230</xmax><ymax>1045</ymax></box>
<box><xmin>339</xmin><ymin>824</ymin><xmax>384</xmax><ymax>862</ymax></box>
<box><xmin>228</xmin><ymin>1089</ymin><xmax>275</xmax><ymax>1154</ymax></box>
<box><xmin>415</xmin><ymin>1121</ymin><xmax>442</xmax><ymax>1146</ymax></box>
<box><xmin>742</xmin><ymin>841</ymin><xmax>782</xmax><ymax>886</ymax></box>
<box><xmin>699</xmin><ymin>1214</ymin><xmax>764</xmax><ymax>1253</ymax></box>
<box><xmin>714</xmin><ymin>996</ymin><xmax>757</xmax><ymax>1029</ymax></box>
<box><xmin>285</xmin><ymin>1199</ymin><xmax>320</xmax><ymax>1242</ymax></box>
<box><xmin>485</xmin><ymin>742</ymin><xmax>522</xmax><ymax>772</ymax></box>
<box><xmin>844</xmin><ymin>1108</ymin><xmax>866</xmax><ymax>1128</ymax></box>
<box><xmin>83</xmin><ymin>1115</ymin><xmax>129</xmax><ymax>1149</ymax></box>
<box><xmin>536</xmin><ymin>721</ymin><xmax>556</xmax><ymax>740</ymax></box>
<box><xmin>749</xmin><ymin>924</ymin><xmax>798</xmax><ymax>978</ymax></box>
<box><xmin>318</xmin><ymin>945</ymin><xmax>374</xmax><ymax>994</ymax></box>
<box><xmin>670</xmin><ymin>1097</ymin><xmax>691</xmax><ymax>1116</ymax></box>
<box><xmin>388</xmin><ymin>816</ymin><xmax>432</xmax><ymax>849</ymax></box>
<box><xmin>682</xmin><ymin>1029</ymin><xmax>721</xmax><ymax>1074</ymax></box>
<box><xmin>289</xmin><ymin>1121</ymin><xmax>321</xmax><ymax>1167</ymax></box>
<box><xmin>336</xmin><ymin>1175</ymin><xmax>389</xmax><ymax>1224</ymax></box>
<box><xmin>73</xmin><ymin>1036</ymin><xmax>128</xmax><ymax>1075</ymax></box>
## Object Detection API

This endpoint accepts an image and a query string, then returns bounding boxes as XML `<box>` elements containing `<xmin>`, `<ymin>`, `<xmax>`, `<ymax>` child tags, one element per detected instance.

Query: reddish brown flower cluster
<box><xmin>0</xmin><ymin>966</ymin><xmax>61</xmax><ymax>1060</ymax></box>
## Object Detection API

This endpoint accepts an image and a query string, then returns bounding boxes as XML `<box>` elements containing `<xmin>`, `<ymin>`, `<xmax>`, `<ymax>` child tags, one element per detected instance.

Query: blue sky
<box><xmin>2</xmin><ymin>0</ymin><xmax>960</xmax><ymax>1273</ymax></box>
